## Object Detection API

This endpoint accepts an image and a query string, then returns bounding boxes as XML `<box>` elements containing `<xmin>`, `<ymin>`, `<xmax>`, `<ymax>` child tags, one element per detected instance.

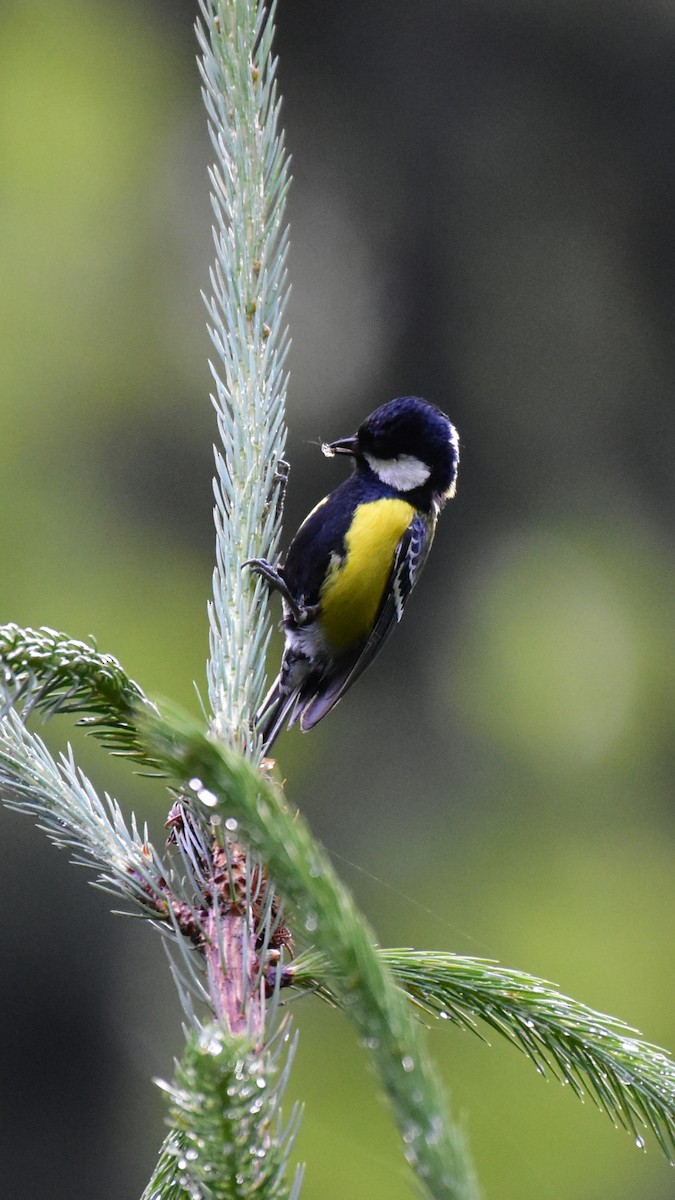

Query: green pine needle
<box><xmin>291</xmin><ymin>947</ymin><xmax>675</xmax><ymax>1161</ymax></box>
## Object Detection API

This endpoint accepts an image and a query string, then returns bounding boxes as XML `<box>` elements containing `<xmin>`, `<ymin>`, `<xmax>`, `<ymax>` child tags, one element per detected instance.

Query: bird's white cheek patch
<box><xmin>365</xmin><ymin>452</ymin><xmax>431</xmax><ymax>491</ymax></box>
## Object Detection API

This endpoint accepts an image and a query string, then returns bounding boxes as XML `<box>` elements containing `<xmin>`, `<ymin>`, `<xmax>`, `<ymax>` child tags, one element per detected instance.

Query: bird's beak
<box><xmin>321</xmin><ymin>434</ymin><xmax>360</xmax><ymax>458</ymax></box>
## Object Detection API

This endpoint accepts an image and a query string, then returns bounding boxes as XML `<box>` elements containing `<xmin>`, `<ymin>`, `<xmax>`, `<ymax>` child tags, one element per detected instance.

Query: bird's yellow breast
<box><xmin>319</xmin><ymin>498</ymin><xmax>414</xmax><ymax>650</ymax></box>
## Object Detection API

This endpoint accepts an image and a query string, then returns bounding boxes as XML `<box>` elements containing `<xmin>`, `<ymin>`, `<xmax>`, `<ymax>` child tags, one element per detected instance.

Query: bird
<box><xmin>246</xmin><ymin>396</ymin><xmax>460</xmax><ymax>753</ymax></box>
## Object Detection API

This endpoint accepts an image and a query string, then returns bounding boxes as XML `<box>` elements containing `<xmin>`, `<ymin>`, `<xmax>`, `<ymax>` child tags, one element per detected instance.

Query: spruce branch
<box><xmin>0</xmin><ymin>671</ymin><xmax>302</xmax><ymax>1195</ymax></box>
<box><xmin>143</xmin><ymin>1022</ymin><xmax>303</xmax><ymax>1200</ymax></box>
<box><xmin>136</xmin><ymin>4</ymin><xmax>302</xmax><ymax>1197</ymax></box>
<box><xmin>0</xmin><ymin>681</ymin><xmax>170</xmax><ymax>915</ymax></box>
<box><xmin>139</xmin><ymin>708</ymin><xmax>481</xmax><ymax>1200</ymax></box>
<box><xmin>290</xmin><ymin>948</ymin><xmax>675</xmax><ymax>1161</ymax></box>
<box><xmin>0</xmin><ymin>622</ymin><xmax>160</xmax><ymax>768</ymax></box>
<box><xmin>0</xmin><ymin>673</ymin><xmax>215</xmax><ymax>1003</ymax></box>
<box><xmin>198</xmin><ymin>0</ymin><xmax>291</xmax><ymax>752</ymax></box>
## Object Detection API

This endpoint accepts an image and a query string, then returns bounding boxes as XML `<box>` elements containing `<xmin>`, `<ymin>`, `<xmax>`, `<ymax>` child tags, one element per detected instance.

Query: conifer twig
<box><xmin>290</xmin><ymin>947</ymin><xmax>675</xmax><ymax>1160</ymax></box>
<box><xmin>143</xmin><ymin>1022</ymin><xmax>304</xmax><ymax>1200</ymax></box>
<box><xmin>141</xmin><ymin>3</ymin><xmax>302</xmax><ymax>1196</ymax></box>
<box><xmin>140</xmin><ymin>708</ymin><xmax>482</xmax><ymax>1200</ymax></box>
<box><xmin>0</xmin><ymin>622</ymin><xmax>159</xmax><ymax>767</ymax></box>
<box><xmin>199</xmin><ymin>0</ymin><xmax>291</xmax><ymax>754</ymax></box>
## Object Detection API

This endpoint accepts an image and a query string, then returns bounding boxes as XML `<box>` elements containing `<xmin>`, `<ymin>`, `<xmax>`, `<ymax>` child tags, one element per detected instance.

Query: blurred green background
<box><xmin>0</xmin><ymin>1</ymin><xmax>673</xmax><ymax>1197</ymax></box>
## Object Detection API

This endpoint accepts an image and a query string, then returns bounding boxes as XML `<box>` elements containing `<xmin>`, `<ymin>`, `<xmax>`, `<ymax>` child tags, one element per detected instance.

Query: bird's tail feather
<box><xmin>258</xmin><ymin>656</ymin><xmax>357</xmax><ymax>750</ymax></box>
<box><xmin>256</xmin><ymin>676</ymin><xmax>303</xmax><ymax>755</ymax></box>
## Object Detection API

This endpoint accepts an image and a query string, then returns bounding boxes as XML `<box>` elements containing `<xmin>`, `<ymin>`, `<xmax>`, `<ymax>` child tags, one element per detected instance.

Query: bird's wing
<box><xmin>299</xmin><ymin>512</ymin><xmax>434</xmax><ymax>730</ymax></box>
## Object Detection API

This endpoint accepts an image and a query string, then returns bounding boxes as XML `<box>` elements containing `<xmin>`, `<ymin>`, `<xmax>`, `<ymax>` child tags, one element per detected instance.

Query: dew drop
<box><xmin>256</xmin><ymin>1077</ymin><xmax>266</xmax><ymax>1089</ymax></box>
<box><xmin>402</xmin><ymin>1055</ymin><xmax>415</xmax><ymax>1073</ymax></box>
<box><xmin>305</xmin><ymin>913</ymin><xmax>318</xmax><ymax>933</ymax></box>
<box><xmin>189</xmin><ymin>777</ymin><xmax>202</xmax><ymax>792</ymax></box>
<box><xmin>225</xmin><ymin>816</ymin><xmax>238</xmax><ymax>831</ymax></box>
<box><xmin>362</xmin><ymin>1036</ymin><xmax>380</xmax><ymax>1050</ymax></box>
<box><xmin>402</xmin><ymin>1121</ymin><xmax>421</xmax><ymax>1145</ymax></box>
<box><xmin>199</xmin><ymin>788</ymin><xmax>219</xmax><ymax>808</ymax></box>
<box><xmin>426</xmin><ymin>1114</ymin><xmax>444</xmax><ymax>1147</ymax></box>
<box><xmin>439</xmin><ymin>1009</ymin><xmax>451</xmax><ymax>1021</ymax></box>
<box><xmin>635</xmin><ymin>1135</ymin><xmax>645</xmax><ymax>1150</ymax></box>
<box><xmin>185</xmin><ymin>1148</ymin><xmax>199</xmax><ymax>1162</ymax></box>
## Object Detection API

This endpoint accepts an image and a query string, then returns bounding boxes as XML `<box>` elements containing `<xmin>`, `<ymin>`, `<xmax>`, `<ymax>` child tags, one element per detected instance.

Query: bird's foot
<box><xmin>244</xmin><ymin>558</ymin><xmax>309</xmax><ymax>625</ymax></box>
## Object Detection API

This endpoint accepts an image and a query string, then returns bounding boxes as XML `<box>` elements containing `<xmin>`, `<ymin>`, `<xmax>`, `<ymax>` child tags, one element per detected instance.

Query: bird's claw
<box><xmin>244</xmin><ymin>558</ymin><xmax>309</xmax><ymax>625</ymax></box>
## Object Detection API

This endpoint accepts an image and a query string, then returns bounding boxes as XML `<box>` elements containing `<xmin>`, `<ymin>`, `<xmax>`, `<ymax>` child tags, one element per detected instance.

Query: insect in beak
<box><xmin>321</xmin><ymin>434</ymin><xmax>359</xmax><ymax>458</ymax></box>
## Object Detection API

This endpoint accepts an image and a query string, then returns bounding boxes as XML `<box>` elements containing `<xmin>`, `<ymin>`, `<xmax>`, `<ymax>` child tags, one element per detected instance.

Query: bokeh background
<box><xmin>1</xmin><ymin>1</ymin><xmax>674</xmax><ymax>1197</ymax></box>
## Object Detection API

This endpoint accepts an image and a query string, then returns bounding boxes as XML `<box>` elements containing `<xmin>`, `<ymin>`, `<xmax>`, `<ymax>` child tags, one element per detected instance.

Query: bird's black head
<box><xmin>326</xmin><ymin>396</ymin><xmax>459</xmax><ymax>509</ymax></box>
